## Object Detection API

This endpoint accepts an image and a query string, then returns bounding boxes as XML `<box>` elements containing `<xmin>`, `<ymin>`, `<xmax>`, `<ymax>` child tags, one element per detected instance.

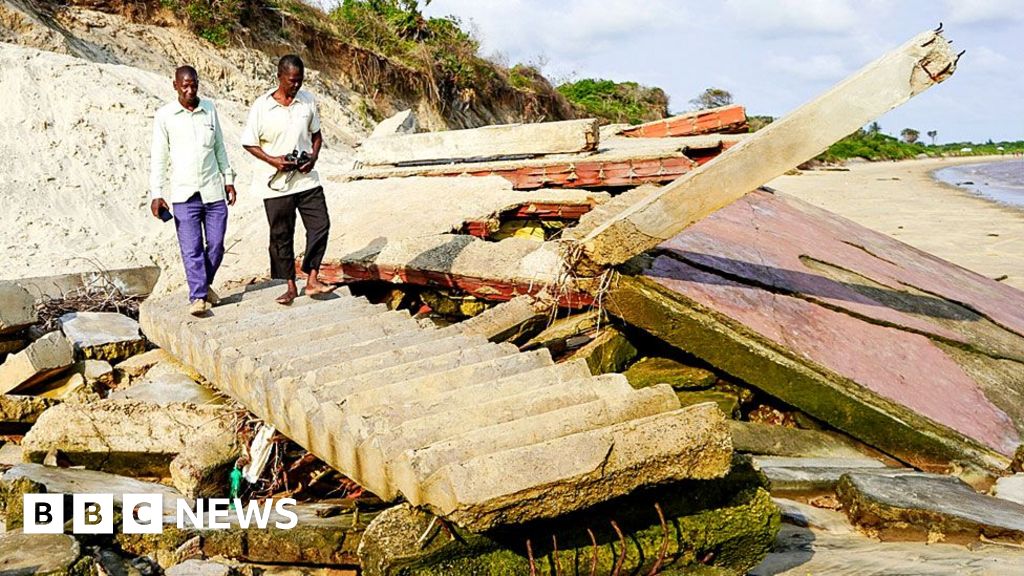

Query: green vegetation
<box><xmin>690</xmin><ymin>87</ymin><xmax>734</xmax><ymax>111</ymax></box>
<box><xmin>819</xmin><ymin>126</ymin><xmax>1024</xmax><ymax>163</ymax></box>
<box><xmin>161</xmin><ymin>0</ymin><xmax>243</xmax><ymax>46</ymax></box>
<box><xmin>556</xmin><ymin>78</ymin><xmax>668</xmax><ymax>124</ymax></box>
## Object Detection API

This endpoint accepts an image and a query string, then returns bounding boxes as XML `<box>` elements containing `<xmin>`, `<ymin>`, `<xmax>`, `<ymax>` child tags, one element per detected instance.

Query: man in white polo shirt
<box><xmin>150</xmin><ymin>65</ymin><xmax>236</xmax><ymax>316</ymax></box>
<box><xmin>241</xmin><ymin>54</ymin><xmax>333</xmax><ymax>305</ymax></box>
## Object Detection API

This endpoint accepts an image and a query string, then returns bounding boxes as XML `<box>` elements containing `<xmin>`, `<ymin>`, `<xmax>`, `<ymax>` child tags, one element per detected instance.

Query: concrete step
<box><xmin>198</xmin><ymin>299</ymin><xmax>384</xmax><ymax>341</ymax></box>
<box><xmin>200</xmin><ymin>285</ymin><xmax>352</xmax><ymax>320</ymax></box>
<box><xmin>234</xmin><ymin>310</ymin><xmax>415</xmax><ymax>357</ymax></box>
<box><xmin>337</xmin><ymin>359</ymin><xmax>591</xmax><ymax>429</ymax></box>
<box><xmin>328</xmin><ymin>350</ymin><xmax>563</xmax><ymax>412</ymax></box>
<box><xmin>281</xmin><ymin>325</ymin><xmax>447</xmax><ymax>373</ymax></box>
<box><xmin>415</xmin><ymin>403</ymin><xmax>732</xmax><ymax>530</ymax></box>
<box><xmin>258</xmin><ymin>312</ymin><xmax>421</xmax><ymax>363</ymax></box>
<box><xmin>392</xmin><ymin>384</ymin><xmax>681</xmax><ymax>499</ymax></box>
<box><xmin>309</xmin><ymin>342</ymin><xmax>521</xmax><ymax>399</ymax></box>
<box><xmin>301</xmin><ymin>333</ymin><xmax>493</xmax><ymax>385</ymax></box>
<box><xmin>352</xmin><ymin>374</ymin><xmax>636</xmax><ymax>494</ymax></box>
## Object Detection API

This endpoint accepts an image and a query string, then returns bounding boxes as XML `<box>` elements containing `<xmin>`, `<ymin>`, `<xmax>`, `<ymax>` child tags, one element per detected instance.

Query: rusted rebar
<box><xmin>587</xmin><ymin>528</ymin><xmax>598</xmax><ymax>576</ymax></box>
<box><xmin>649</xmin><ymin>502</ymin><xmax>670</xmax><ymax>575</ymax></box>
<box><xmin>610</xmin><ymin>520</ymin><xmax>627</xmax><ymax>576</ymax></box>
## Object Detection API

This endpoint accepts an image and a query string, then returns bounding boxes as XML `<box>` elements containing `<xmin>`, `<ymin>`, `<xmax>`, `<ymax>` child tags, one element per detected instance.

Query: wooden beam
<box><xmin>356</xmin><ymin>119</ymin><xmax>600</xmax><ymax>166</ymax></box>
<box><xmin>571</xmin><ymin>28</ymin><xmax>958</xmax><ymax>274</ymax></box>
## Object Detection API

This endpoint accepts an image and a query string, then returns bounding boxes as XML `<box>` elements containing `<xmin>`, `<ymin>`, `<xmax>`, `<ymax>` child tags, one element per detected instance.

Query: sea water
<box><xmin>933</xmin><ymin>158</ymin><xmax>1024</xmax><ymax>208</ymax></box>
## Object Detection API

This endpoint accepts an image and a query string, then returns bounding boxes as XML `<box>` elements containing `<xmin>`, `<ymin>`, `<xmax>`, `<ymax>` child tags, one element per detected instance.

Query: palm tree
<box><xmin>927</xmin><ymin>130</ymin><xmax>938</xmax><ymax>145</ymax></box>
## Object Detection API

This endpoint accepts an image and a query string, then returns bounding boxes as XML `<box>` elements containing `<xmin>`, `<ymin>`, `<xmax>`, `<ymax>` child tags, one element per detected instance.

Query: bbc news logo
<box><xmin>24</xmin><ymin>494</ymin><xmax>298</xmax><ymax>534</ymax></box>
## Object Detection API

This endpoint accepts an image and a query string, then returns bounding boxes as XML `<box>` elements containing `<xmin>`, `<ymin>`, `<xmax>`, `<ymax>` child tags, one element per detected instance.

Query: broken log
<box><xmin>356</xmin><ymin>118</ymin><xmax>600</xmax><ymax>166</ymax></box>
<box><xmin>619</xmin><ymin>104</ymin><xmax>748</xmax><ymax>138</ymax></box>
<box><xmin>572</xmin><ymin>28</ymin><xmax>958</xmax><ymax>274</ymax></box>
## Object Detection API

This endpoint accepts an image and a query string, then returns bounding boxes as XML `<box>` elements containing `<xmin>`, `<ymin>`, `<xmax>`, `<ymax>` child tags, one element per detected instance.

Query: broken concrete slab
<box><xmin>0</xmin><ymin>442</ymin><xmax>23</xmax><ymax>465</ymax></box>
<box><xmin>836</xmin><ymin>471</ymin><xmax>1024</xmax><ymax>544</ymax></box>
<box><xmin>21</xmin><ymin>400</ymin><xmax>236</xmax><ymax>476</ymax></box>
<box><xmin>60</xmin><ymin>311</ymin><xmax>145</xmax><ymax>362</ymax></box>
<box><xmin>117</xmin><ymin>501</ymin><xmax>373</xmax><ymax>569</ymax></box>
<box><xmin>677</xmin><ymin>389</ymin><xmax>743</xmax><ymax>418</ymax></box>
<box><xmin>12</xmin><ymin>266</ymin><xmax>161</xmax><ymax>302</ymax></box>
<box><xmin>112</xmin><ymin>348</ymin><xmax>170</xmax><ymax>382</ymax></box>
<box><xmin>608</xmin><ymin>188</ymin><xmax>1024</xmax><ymax>472</ymax></box>
<box><xmin>110</xmin><ymin>360</ymin><xmax>222</xmax><ymax>406</ymax></box>
<box><xmin>35</xmin><ymin>372</ymin><xmax>94</xmax><ymax>402</ymax></box>
<box><xmin>752</xmin><ymin>456</ymin><xmax>913</xmax><ymax>493</ymax></box>
<box><xmin>0</xmin><ymin>532</ymin><xmax>90</xmax><ymax>576</ymax></box>
<box><xmin>625</xmin><ymin>356</ymin><xmax>717</xmax><ymax>390</ymax></box>
<box><xmin>0</xmin><ymin>394</ymin><xmax>58</xmax><ymax>433</ymax></box>
<box><xmin>370</xmin><ymin>109</ymin><xmax>417</xmax><ymax>138</ymax></box>
<box><xmin>573</xmin><ymin>29</ymin><xmax>959</xmax><ymax>272</ymax></box>
<box><xmin>0</xmin><ymin>281</ymin><xmax>37</xmax><ymax>334</ymax></box>
<box><xmin>993</xmin><ymin>474</ymin><xmax>1024</xmax><ymax>506</ymax></box>
<box><xmin>619</xmin><ymin>104</ymin><xmax>749</xmax><ymax>138</ymax></box>
<box><xmin>356</xmin><ymin>118</ymin><xmax>599</xmax><ymax>166</ymax></box>
<box><xmin>452</xmin><ymin>294</ymin><xmax>553</xmax><ymax>342</ymax></box>
<box><xmin>564</xmin><ymin>324</ymin><xmax>637</xmax><ymax>374</ymax></box>
<box><xmin>0</xmin><ymin>331</ymin><xmax>74</xmax><ymax>394</ymax></box>
<box><xmin>360</xmin><ymin>459</ymin><xmax>779</xmax><ymax>576</ymax></box>
<box><xmin>319</xmin><ymin>234</ymin><xmax>593</xmax><ymax>308</ymax></box>
<box><xmin>415</xmin><ymin>403</ymin><xmax>732</xmax><ymax>530</ymax></box>
<box><xmin>729</xmin><ymin>421</ymin><xmax>869</xmax><ymax>459</ymax></box>
<box><xmin>1</xmin><ymin>463</ymin><xmax>186</xmax><ymax>528</ymax></box>
<box><xmin>521</xmin><ymin>309</ymin><xmax>600</xmax><ymax>355</ymax></box>
<box><xmin>169</xmin><ymin>434</ymin><xmax>241</xmax><ymax>499</ymax></box>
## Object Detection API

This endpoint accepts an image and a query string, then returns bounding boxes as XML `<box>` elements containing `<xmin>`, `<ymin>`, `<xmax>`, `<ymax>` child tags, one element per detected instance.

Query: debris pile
<box><xmin>4</xmin><ymin>24</ymin><xmax>1024</xmax><ymax>576</ymax></box>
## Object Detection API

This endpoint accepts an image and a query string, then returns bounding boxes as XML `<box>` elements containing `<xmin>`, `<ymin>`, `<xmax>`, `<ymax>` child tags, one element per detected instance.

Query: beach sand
<box><xmin>769</xmin><ymin>155</ymin><xmax>1024</xmax><ymax>291</ymax></box>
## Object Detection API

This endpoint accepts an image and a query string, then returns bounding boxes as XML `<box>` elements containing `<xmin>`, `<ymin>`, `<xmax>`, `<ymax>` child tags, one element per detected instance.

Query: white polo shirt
<box><xmin>150</xmin><ymin>98</ymin><xmax>235</xmax><ymax>204</ymax></box>
<box><xmin>241</xmin><ymin>88</ymin><xmax>322</xmax><ymax>199</ymax></box>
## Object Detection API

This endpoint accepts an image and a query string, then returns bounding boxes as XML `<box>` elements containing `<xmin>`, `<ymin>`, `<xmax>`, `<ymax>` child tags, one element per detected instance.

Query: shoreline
<box><xmin>930</xmin><ymin>157</ymin><xmax>1024</xmax><ymax>210</ymax></box>
<box><xmin>768</xmin><ymin>155</ymin><xmax>1024</xmax><ymax>290</ymax></box>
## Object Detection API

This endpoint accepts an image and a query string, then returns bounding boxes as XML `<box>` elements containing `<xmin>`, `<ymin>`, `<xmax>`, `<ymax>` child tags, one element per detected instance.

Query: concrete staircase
<box><xmin>140</xmin><ymin>283</ymin><xmax>731</xmax><ymax>531</ymax></box>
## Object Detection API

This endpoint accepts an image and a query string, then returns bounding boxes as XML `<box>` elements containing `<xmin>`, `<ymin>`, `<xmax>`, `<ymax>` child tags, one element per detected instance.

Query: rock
<box><xmin>169</xmin><ymin>436</ymin><xmax>242</xmax><ymax>499</ymax></box>
<box><xmin>35</xmin><ymin>372</ymin><xmax>94</xmax><ymax>402</ymax></box>
<box><xmin>522</xmin><ymin>309</ymin><xmax>600</xmax><ymax>355</ymax></box>
<box><xmin>453</xmin><ymin>294</ymin><xmax>552</xmax><ymax>342</ymax></box>
<box><xmin>117</xmin><ymin>501</ymin><xmax>373</xmax><ymax>569</ymax></box>
<box><xmin>992</xmin><ymin>473</ymin><xmax>1024</xmax><ymax>506</ymax></box>
<box><xmin>110</xmin><ymin>361</ymin><xmax>222</xmax><ymax>406</ymax></box>
<box><xmin>60</xmin><ymin>311</ymin><xmax>145</xmax><ymax>362</ymax></box>
<box><xmin>369</xmin><ymin>109</ymin><xmax>417</xmax><ymax>139</ymax></box>
<box><xmin>729</xmin><ymin>421</ymin><xmax>869</xmax><ymax>459</ymax></box>
<box><xmin>0</xmin><ymin>532</ymin><xmax>91</xmax><ymax>576</ymax></box>
<box><xmin>0</xmin><ymin>281</ymin><xmax>37</xmax><ymax>335</ymax></box>
<box><xmin>0</xmin><ymin>394</ymin><xmax>59</xmax><ymax>433</ymax></box>
<box><xmin>359</xmin><ymin>459</ymin><xmax>779</xmax><ymax>576</ymax></box>
<box><xmin>836</xmin><ymin>471</ymin><xmax>1024</xmax><ymax>544</ymax></box>
<box><xmin>677</xmin><ymin>389</ymin><xmax>744</xmax><ymax>418</ymax></box>
<box><xmin>624</xmin><ymin>356</ymin><xmax>717</xmax><ymax>390</ymax></box>
<box><xmin>0</xmin><ymin>331</ymin><xmax>74</xmax><ymax>394</ymax></box>
<box><xmin>21</xmin><ymin>400</ymin><xmax>236</xmax><ymax>477</ymax></box>
<box><xmin>0</xmin><ymin>442</ymin><xmax>23</xmax><ymax>465</ymax></box>
<box><xmin>419</xmin><ymin>291</ymin><xmax>489</xmax><ymax>319</ymax></box>
<box><xmin>113</xmin><ymin>348</ymin><xmax>170</xmax><ymax>382</ymax></box>
<box><xmin>752</xmin><ymin>456</ymin><xmax>913</xmax><ymax>493</ymax></box>
<box><xmin>79</xmin><ymin>359</ymin><xmax>115</xmax><ymax>387</ymax></box>
<box><xmin>166</xmin><ymin>560</ymin><xmax>235</xmax><ymax>576</ymax></box>
<box><xmin>564</xmin><ymin>325</ymin><xmax>638</xmax><ymax>375</ymax></box>
<box><xmin>1</xmin><ymin>463</ymin><xmax>185</xmax><ymax>530</ymax></box>
<box><xmin>609</xmin><ymin>189</ymin><xmax>1024</xmax><ymax>473</ymax></box>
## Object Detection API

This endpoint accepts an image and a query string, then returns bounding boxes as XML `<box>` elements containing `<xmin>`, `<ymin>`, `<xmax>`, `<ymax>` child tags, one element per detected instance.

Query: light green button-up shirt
<box><xmin>150</xmin><ymin>98</ymin><xmax>236</xmax><ymax>204</ymax></box>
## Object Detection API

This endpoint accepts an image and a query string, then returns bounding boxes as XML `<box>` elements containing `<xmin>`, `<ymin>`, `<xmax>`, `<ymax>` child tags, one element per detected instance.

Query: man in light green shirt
<box><xmin>150</xmin><ymin>65</ymin><xmax>236</xmax><ymax>316</ymax></box>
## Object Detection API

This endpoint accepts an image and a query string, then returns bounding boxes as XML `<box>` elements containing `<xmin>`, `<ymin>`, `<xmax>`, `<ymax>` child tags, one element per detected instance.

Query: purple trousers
<box><xmin>172</xmin><ymin>193</ymin><xmax>228</xmax><ymax>301</ymax></box>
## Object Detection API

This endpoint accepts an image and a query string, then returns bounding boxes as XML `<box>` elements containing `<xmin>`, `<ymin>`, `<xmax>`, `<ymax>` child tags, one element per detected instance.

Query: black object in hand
<box><xmin>283</xmin><ymin>149</ymin><xmax>312</xmax><ymax>170</ymax></box>
<box><xmin>158</xmin><ymin>206</ymin><xmax>173</xmax><ymax>222</ymax></box>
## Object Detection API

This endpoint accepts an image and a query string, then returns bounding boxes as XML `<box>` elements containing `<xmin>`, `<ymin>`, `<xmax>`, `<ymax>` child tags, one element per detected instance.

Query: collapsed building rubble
<box><xmin>3</xmin><ymin>23</ymin><xmax>1024</xmax><ymax>576</ymax></box>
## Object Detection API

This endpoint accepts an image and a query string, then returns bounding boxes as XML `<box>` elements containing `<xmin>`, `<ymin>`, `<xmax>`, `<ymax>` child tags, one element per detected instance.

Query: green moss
<box><xmin>363</xmin><ymin>459</ymin><xmax>780</xmax><ymax>575</ymax></box>
<box><xmin>624</xmin><ymin>356</ymin><xmax>717</xmax><ymax>390</ymax></box>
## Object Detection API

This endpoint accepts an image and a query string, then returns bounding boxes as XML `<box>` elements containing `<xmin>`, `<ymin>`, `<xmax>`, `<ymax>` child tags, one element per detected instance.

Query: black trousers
<box><xmin>263</xmin><ymin>186</ymin><xmax>330</xmax><ymax>280</ymax></box>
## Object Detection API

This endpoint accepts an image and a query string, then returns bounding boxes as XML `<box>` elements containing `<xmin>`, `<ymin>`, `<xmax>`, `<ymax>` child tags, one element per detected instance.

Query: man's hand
<box><xmin>269</xmin><ymin>155</ymin><xmax>298</xmax><ymax>172</ymax></box>
<box><xmin>298</xmin><ymin>153</ymin><xmax>318</xmax><ymax>174</ymax></box>
<box><xmin>150</xmin><ymin>198</ymin><xmax>170</xmax><ymax>219</ymax></box>
<box><xmin>225</xmin><ymin>185</ymin><xmax>237</xmax><ymax>206</ymax></box>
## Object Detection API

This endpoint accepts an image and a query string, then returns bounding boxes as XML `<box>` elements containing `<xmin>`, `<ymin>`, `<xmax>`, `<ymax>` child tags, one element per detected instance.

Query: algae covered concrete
<box><xmin>360</xmin><ymin>458</ymin><xmax>780</xmax><ymax>576</ymax></box>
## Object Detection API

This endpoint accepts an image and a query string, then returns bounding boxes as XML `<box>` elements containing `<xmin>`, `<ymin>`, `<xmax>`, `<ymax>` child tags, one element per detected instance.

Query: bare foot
<box><xmin>304</xmin><ymin>281</ymin><xmax>336</xmax><ymax>296</ymax></box>
<box><xmin>275</xmin><ymin>289</ymin><xmax>297</xmax><ymax>305</ymax></box>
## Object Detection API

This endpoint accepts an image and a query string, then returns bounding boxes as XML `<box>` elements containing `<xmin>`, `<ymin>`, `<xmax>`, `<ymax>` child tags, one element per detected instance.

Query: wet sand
<box><xmin>769</xmin><ymin>156</ymin><xmax>1024</xmax><ymax>291</ymax></box>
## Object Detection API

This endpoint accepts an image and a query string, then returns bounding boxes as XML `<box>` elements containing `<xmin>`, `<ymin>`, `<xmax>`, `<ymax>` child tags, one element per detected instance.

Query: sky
<box><xmin>421</xmin><ymin>0</ymin><xmax>1024</xmax><ymax>144</ymax></box>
